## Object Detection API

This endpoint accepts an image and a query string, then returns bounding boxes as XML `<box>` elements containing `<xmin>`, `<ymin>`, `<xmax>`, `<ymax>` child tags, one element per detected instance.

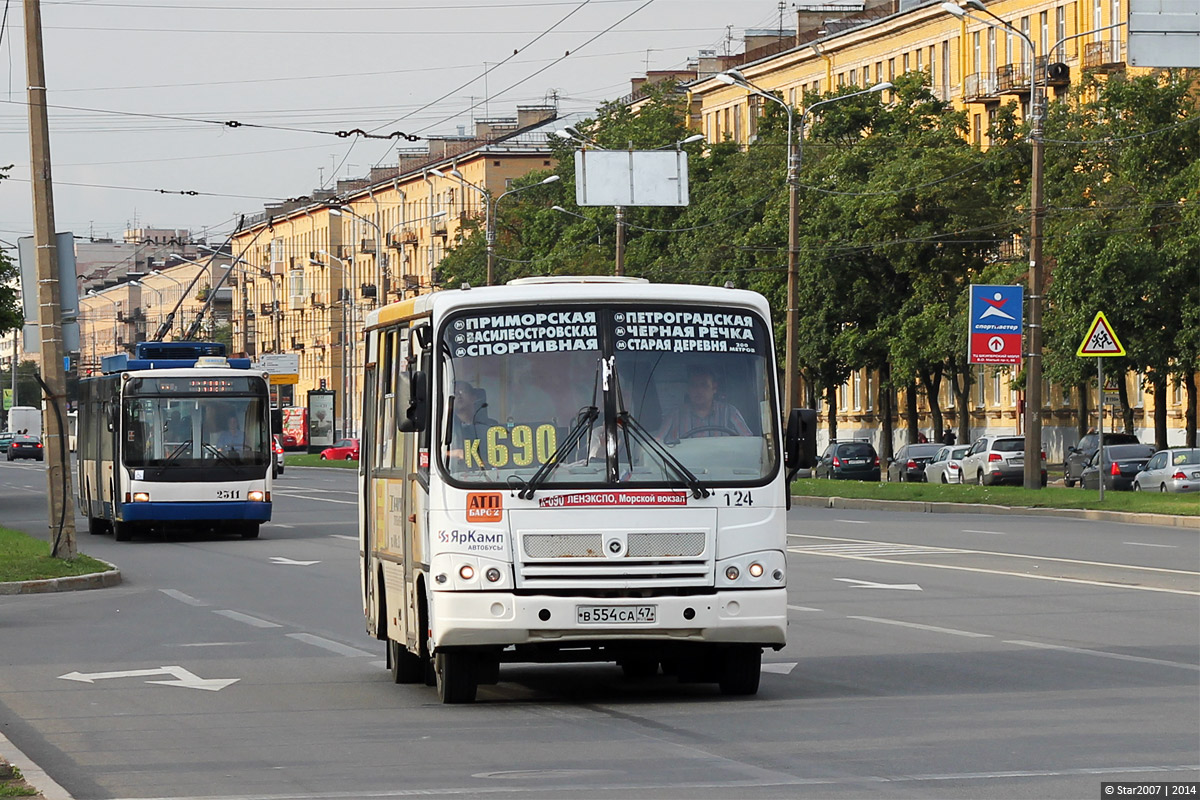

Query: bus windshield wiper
<box><xmin>201</xmin><ymin>442</ymin><xmax>236</xmax><ymax>466</ymax></box>
<box><xmin>154</xmin><ymin>438</ymin><xmax>193</xmax><ymax>475</ymax></box>
<box><xmin>617</xmin><ymin>411</ymin><xmax>711</xmax><ymax>499</ymax></box>
<box><xmin>517</xmin><ymin>406</ymin><xmax>598</xmax><ymax>500</ymax></box>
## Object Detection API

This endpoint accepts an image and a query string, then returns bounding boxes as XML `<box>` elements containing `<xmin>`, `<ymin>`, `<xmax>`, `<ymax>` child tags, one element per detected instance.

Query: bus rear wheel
<box><xmin>717</xmin><ymin>646</ymin><xmax>762</xmax><ymax>696</ymax></box>
<box><xmin>87</xmin><ymin>517</ymin><xmax>110</xmax><ymax>536</ymax></box>
<box><xmin>435</xmin><ymin>650</ymin><xmax>478</xmax><ymax>703</ymax></box>
<box><xmin>388</xmin><ymin>638</ymin><xmax>425</xmax><ymax>684</ymax></box>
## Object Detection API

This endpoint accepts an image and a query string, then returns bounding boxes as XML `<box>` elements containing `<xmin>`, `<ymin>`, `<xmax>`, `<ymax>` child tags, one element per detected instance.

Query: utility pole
<box><xmin>24</xmin><ymin>0</ymin><xmax>77</xmax><ymax>558</ymax></box>
<box><xmin>614</xmin><ymin>206</ymin><xmax>626</xmax><ymax>276</ymax></box>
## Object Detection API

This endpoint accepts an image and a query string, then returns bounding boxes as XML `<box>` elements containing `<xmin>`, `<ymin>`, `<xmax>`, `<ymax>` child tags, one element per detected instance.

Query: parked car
<box><xmin>887</xmin><ymin>442</ymin><xmax>943</xmax><ymax>482</ymax></box>
<box><xmin>0</xmin><ymin>431</ymin><xmax>16</xmax><ymax>452</ymax></box>
<box><xmin>7</xmin><ymin>434</ymin><xmax>44</xmax><ymax>461</ymax></box>
<box><xmin>1133</xmin><ymin>448</ymin><xmax>1200</xmax><ymax>493</ymax></box>
<box><xmin>280</xmin><ymin>433</ymin><xmax>298</xmax><ymax>449</ymax></box>
<box><xmin>924</xmin><ymin>444</ymin><xmax>971</xmax><ymax>484</ymax></box>
<box><xmin>1080</xmin><ymin>443</ymin><xmax>1158</xmax><ymax>491</ymax></box>
<box><xmin>1064</xmin><ymin>431</ymin><xmax>1140</xmax><ymax>487</ymax></box>
<box><xmin>961</xmin><ymin>435</ymin><xmax>1046</xmax><ymax>486</ymax></box>
<box><xmin>814</xmin><ymin>440</ymin><xmax>880</xmax><ymax>481</ymax></box>
<box><xmin>272</xmin><ymin>434</ymin><xmax>286</xmax><ymax>476</ymax></box>
<box><xmin>319</xmin><ymin>438</ymin><xmax>360</xmax><ymax>462</ymax></box>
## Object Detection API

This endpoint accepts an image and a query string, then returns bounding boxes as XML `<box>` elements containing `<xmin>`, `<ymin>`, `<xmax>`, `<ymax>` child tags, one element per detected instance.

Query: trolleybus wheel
<box><xmin>113</xmin><ymin>521</ymin><xmax>134</xmax><ymax>542</ymax></box>
<box><xmin>240</xmin><ymin>523</ymin><xmax>260</xmax><ymax>539</ymax></box>
<box><xmin>620</xmin><ymin>659</ymin><xmax>659</xmax><ymax>680</ymax></box>
<box><xmin>87</xmin><ymin>517</ymin><xmax>109</xmax><ymax>536</ymax></box>
<box><xmin>717</xmin><ymin>646</ymin><xmax>762</xmax><ymax>696</ymax></box>
<box><xmin>389</xmin><ymin>638</ymin><xmax>424</xmax><ymax>684</ymax></box>
<box><xmin>435</xmin><ymin>650</ymin><xmax>478</xmax><ymax>704</ymax></box>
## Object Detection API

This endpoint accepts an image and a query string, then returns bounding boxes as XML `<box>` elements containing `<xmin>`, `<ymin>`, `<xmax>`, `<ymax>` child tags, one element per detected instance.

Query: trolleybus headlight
<box><xmin>725</xmin><ymin>565</ymin><xmax>740</xmax><ymax>581</ymax></box>
<box><xmin>132</xmin><ymin>492</ymin><xmax>150</xmax><ymax>503</ymax></box>
<box><xmin>458</xmin><ymin>565</ymin><xmax>476</xmax><ymax>581</ymax></box>
<box><xmin>748</xmin><ymin>562</ymin><xmax>764</xmax><ymax>578</ymax></box>
<box><xmin>248</xmin><ymin>490</ymin><xmax>267</xmax><ymax>502</ymax></box>
<box><xmin>485</xmin><ymin>567</ymin><xmax>502</xmax><ymax>583</ymax></box>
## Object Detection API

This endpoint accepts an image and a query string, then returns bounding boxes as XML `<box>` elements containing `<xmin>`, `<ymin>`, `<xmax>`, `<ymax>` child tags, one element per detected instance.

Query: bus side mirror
<box><xmin>396</xmin><ymin>370</ymin><xmax>428</xmax><ymax>433</ymax></box>
<box><xmin>784</xmin><ymin>408</ymin><xmax>818</xmax><ymax>473</ymax></box>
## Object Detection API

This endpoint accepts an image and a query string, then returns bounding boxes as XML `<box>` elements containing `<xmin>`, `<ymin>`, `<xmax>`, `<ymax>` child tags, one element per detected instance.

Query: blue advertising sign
<box><xmin>969</xmin><ymin>284</ymin><xmax>1023</xmax><ymax>365</ymax></box>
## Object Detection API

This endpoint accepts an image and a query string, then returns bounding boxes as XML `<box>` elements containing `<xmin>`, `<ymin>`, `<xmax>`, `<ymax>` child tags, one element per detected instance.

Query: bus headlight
<box><xmin>132</xmin><ymin>492</ymin><xmax>150</xmax><ymax>503</ymax></box>
<box><xmin>248</xmin><ymin>490</ymin><xmax>267</xmax><ymax>502</ymax></box>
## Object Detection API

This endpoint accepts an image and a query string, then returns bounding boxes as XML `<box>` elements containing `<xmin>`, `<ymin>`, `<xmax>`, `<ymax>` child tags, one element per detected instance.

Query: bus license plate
<box><xmin>577</xmin><ymin>605</ymin><xmax>656</xmax><ymax>624</ymax></box>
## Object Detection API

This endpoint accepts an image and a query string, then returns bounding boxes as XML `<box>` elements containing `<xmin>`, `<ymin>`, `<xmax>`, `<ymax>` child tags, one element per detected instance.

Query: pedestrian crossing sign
<box><xmin>1076</xmin><ymin>311</ymin><xmax>1126</xmax><ymax>357</ymax></box>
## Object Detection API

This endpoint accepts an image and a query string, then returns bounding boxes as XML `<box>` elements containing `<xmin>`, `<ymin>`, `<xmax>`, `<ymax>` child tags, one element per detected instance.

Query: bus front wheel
<box><xmin>717</xmin><ymin>646</ymin><xmax>762</xmax><ymax>696</ymax></box>
<box><xmin>239</xmin><ymin>523</ymin><xmax>260</xmax><ymax>539</ymax></box>
<box><xmin>113</xmin><ymin>520</ymin><xmax>134</xmax><ymax>542</ymax></box>
<box><xmin>435</xmin><ymin>650</ymin><xmax>478</xmax><ymax>703</ymax></box>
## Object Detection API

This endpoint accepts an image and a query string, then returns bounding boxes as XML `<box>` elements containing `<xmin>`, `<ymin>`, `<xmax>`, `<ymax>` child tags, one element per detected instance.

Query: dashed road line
<box><xmin>287</xmin><ymin>633</ymin><xmax>374</xmax><ymax>657</ymax></box>
<box><xmin>213</xmin><ymin>609</ymin><xmax>282</xmax><ymax>628</ymax></box>
<box><xmin>847</xmin><ymin>615</ymin><xmax>993</xmax><ymax>638</ymax></box>
<box><xmin>160</xmin><ymin>589</ymin><xmax>209</xmax><ymax>607</ymax></box>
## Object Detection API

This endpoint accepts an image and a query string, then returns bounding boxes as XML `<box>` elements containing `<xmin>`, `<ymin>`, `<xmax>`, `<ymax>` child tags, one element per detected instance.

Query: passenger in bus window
<box><xmin>446</xmin><ymin>383</ymin><xmax>498</xmax><ymax>468</ymax></box>
<box><xmin>657</xmin><ymin>367</ymin><xmax>751</xmax><ymax>444</ymax></box>
<box><xmin>216</xmin><ymin>414</ymin><xmax>246</xmax><ymax>451</ymax></box>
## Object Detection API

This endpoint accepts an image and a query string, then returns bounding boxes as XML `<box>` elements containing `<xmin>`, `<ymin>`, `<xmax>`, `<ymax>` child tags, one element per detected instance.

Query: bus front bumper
<box><xmin>431</xmin><ymin>588</ymin><xmax>787</xmax><ymax>649</ymax></box>
<box><xmin>120</xmin><ymin>501</ymin><xmax>272</xmax><ymax>523</ymax></box>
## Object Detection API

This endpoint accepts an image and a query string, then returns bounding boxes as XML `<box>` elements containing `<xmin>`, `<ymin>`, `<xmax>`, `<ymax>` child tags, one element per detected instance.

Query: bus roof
<box><xmin>363</xmin><ymin>279</ymin><xmax>770</xmax><ymax>332</ymax></box>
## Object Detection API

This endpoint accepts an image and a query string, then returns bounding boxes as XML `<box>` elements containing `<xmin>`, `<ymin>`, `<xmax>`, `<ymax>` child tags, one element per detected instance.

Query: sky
<box><xmin>0</xmin><ymin>0</ymin><xmax>790</xmax><ymax>246</ymax></box>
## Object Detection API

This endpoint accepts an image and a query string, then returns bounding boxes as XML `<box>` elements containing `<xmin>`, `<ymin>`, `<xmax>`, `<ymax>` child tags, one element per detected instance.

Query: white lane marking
<box><xmin>160</xmin><ymin>589</ymin><xmax>208</xmax><ymax>607</ymax></box>
<box><xmin>787</xmin><ymin>605</ymin><xmax>823</xmax><ymax>612</ymax></box>
<box><xmin>848</xmin><ymin>616</ymin><xmax>992</xmax><ymax>638</ymax></box>
<box><xmin>962</xmin><ymin>529</ymin><xmax>1007</xmax><ymax>535</ymax></box>
<box><xmin>287</xmin><ymin>633</ymin><xmax>374</xmax><ymax>657</ymax></box>
<box><xmin>269</xmin><ymin>556</ymin><xmax>321</xmax><ymax>566</ymax></box>
<box><xmin>171</xmin><ymin>642</ymin><xmax>252</xmax><ymax>648</ymax></box>
<box><xmin>791</xmin><ymin>542</ymin><xmax>967</xmax><ymax>557</ymax></box>
<box><xmin>212</xmin><ymin>609</ymin><xmax>282</xmax><ymax>629</ymax></box>
<box><xmin>330</xmin><ymin>534</ymin><xmax>358</xmax><ymax>541</ymax></box>
<box><xmin>835</xmin><ymin>519</ymin><xmax>870</xmax><ymax>524</ymax></box>
<box><xmin>59</xmin><ymin>666</ymin><xmax>238</xmax><ymax>692</ymax></box>
<box><xmin>761</xmin><ymin>662</ymin><xmax>798</xmax><ymax>675</ymax></box>
<box><xmin>834</xmin><ymin>578</ymin><xmax>922</xmax><ymax>591</ymax></box>
<box><xmin>274</xmin><ymin>524</ymin><xmax>296</xmax><ymax>529</ymax></box>
<box><xmin>1124</xmin><ymin>541</ymin><xmax>1178</xmax><ymax>549</ymax></box>
<box><xmin>271</xmin><ymin>490</ymin><xmax>356</xmax><ymax>506</ymax></box>
<box><xmin>1005</xmin><ymin>640</ymin><xmax>1200</xmax><ymax>671</ymax></box>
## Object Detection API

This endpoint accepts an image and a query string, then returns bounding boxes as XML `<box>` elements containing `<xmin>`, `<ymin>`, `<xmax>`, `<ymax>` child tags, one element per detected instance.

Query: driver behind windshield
<box><xmin>657</xmin><ymin>366</ymin><xmax>751</xmax><ymax>445</ymax></box>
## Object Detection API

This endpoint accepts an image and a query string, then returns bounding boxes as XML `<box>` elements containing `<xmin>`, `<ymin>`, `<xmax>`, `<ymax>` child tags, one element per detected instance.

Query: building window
<box><xmin>973</xmin><ymin>113</ymin><xmax>983</xmax><ymax>144</ymax></box>
<box><xmin>854</xmin><ymin>371</ymin><xmax>862</xmax><ymax>411</ymax></box>
<box><xmin>988</xmin><ymin>27</ymin><xmax>996</xmax><ymax>71</ymax></box>
<box><xmin>973</xmin><ymin>31</ymin><xmax>982</xmax><ymax>74</ymax></box>
<box><xmin>916</xmin><ymin>48</ymin><xmax>924</xmax><ymax>74</ymax></box>
<box><xmin>866</xmin><ymin>373</ymin><xmax>873</xmax><ymax>412</ymax></box>
<box><xmin>1056</xmin><ymin>5</ymin><xmax>1067</xmax><ymax>59</ymax></box>
<box><xmin>888</xmin><ymin>58</ymin><xmax>895</xmax><ymax>80</ymax></box>
<box><xmin>941</xmin><ymin>42</ymin><xmax>950</xmax><ymax>97</ymax></box>
<box><xmin>977</xmin><ymin>367</ymin><xmax>987</xmax><ymax>407</ymax></box>
<box><xmin>875</xmin><ymin>61</ymin><xmax>883</xmax><ymax>83</ymax></box>
<box><xmin>993</xmin><ymin>369</ymin><xmax>1002</xmax><ymax>407</ymax></box>
<box><xmin>1094</xmin><ymin>0</ymin><xmax>1103</xmax><ymax>41</ymax></box>
<box><xmin>903</xmin><ymin>52</ymin><xmax>910</xmax><ymax>73</ymax></box>
<box><xmin>850</xmin><ymin>68</ymin><xmax>858</xmax><ymax>86</ymax></box>
<box><xmin>1040</xmin><ymin>11</ymin><xmax>1050</xmax><ymax>56</ymax></box>
<box><xmin>733</xmin><ymin>104</ymin><xmax>743</xmax><ymax>141</ymax></box>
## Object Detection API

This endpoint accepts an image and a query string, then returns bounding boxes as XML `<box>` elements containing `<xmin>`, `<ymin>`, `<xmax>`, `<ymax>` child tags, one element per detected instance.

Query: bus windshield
<box><xmin>122</xmin><ymin>394</ymin><xmax>269</xmax><ymax>469</ymax></box>
<box><xmin>438</xmin><ymin>304</ymin><xmax>778</xmax><ymax>490</ymax></box>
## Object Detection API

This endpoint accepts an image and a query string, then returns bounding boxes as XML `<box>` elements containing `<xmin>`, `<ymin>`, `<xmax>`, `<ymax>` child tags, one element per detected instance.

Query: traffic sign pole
<box><xmin>1097</xmin><ymin>357</ymin><xmax>1104</xmax><ymax>502</ymax></box>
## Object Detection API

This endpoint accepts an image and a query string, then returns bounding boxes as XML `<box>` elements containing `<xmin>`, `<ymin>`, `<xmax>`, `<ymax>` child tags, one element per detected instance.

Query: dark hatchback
<box><xmin>7</xmin><ymin>435</ymin><xmax>44</xmax><ymax>461</ymax></box>
<box><xmin>1080</xmin><ymin>443</ymin><xmax>1158</xmax><ymax>491</ymax></box>
<box><xmin>888</xmin><ymin>443</ymin><xmax>944</xmax><ymax>482</ymax></box>
<box><xmin>815</xmin><ymin>440</ymin><xmax>881</xmax><ymax>481</ymax></box>
<box><xmin>1064</xmin><ymin>432</ymin><xmax>1140</xmax><ymax>487</ymax></box>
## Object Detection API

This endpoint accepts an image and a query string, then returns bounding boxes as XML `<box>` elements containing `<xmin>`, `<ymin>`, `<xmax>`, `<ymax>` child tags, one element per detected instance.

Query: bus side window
<box><xmin>379</xmin><ymin>329</ymin><xmax>396</xmax><ymax>470</ymax></box>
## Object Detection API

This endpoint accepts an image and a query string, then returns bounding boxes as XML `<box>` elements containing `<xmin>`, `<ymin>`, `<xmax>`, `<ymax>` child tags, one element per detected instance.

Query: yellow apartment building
<box><xmin>682</xmin><ymin>0</ymin><xmax>1196</xmax><ymax>456</ymax></box>
<box><xmin>228</xmin><ymin>106</ymin><xmax>567</xmax><ymax>436</ymax></box>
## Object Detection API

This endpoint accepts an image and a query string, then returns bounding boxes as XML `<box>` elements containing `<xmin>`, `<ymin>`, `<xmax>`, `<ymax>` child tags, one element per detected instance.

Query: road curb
<box><xmin>790</xmin><ymin>495</ymin><xmax>1200</xmax><ymax>529</ymax></box>
<box><xmin>0</xmin><ymin>729</ymin><xmax>73</xmax><ymax>800</ymax></box>
<box><xmin>0</xmin><ymin>564</ymin><xmax>121</xmax><ymax>595</ymax></box>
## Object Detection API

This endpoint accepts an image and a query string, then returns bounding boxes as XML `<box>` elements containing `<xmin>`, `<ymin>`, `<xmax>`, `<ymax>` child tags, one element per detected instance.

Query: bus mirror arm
<box><xmin>397</xmin><ymin>370</ymin><xmax>429</xmax><ymax>433</ymax></box>
<box><xmin>784</xmin><ymin>408</ymin><xmax>818</xmax><ymax>486</ymax></box>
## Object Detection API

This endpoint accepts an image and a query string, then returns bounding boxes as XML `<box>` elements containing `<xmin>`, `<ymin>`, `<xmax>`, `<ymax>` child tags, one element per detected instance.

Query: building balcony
<box><xmin>996</xmin><ymin>63</ymin><xmax>1030</xmax><ymax>94</ymax></box>
<box><xmin>1083</xmin><ymin>40</ymin><xmax>1125</xmax><ymax>72</ymax></box>
<box><xmin>963</xmin><ymin>72</ymin><xmax>999</xmax><ymax>102</ymax></box>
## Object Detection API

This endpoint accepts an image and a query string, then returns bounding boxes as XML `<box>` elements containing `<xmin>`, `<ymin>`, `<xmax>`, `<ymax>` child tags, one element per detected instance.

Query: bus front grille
<box><xmin>517</xmin><ymin>531</ymin><xmax>711</xmax><ymax>589</ymax></box>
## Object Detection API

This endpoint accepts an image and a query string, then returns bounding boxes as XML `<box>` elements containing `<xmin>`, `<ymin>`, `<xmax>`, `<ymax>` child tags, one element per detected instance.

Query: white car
<box><xmin>961</xmin><ymin>435</ymin><xmax>1046</xmax><ymax>487</ymax></box>
<box><xmin>1133</xmin><ymin>448</ymin><xmax>1200</xmax><ymax>493</ymax></box>
<box><xmin>924</xmin><ymin>444</ymin><xmax>970</xmax><ymax>484</ymax></box>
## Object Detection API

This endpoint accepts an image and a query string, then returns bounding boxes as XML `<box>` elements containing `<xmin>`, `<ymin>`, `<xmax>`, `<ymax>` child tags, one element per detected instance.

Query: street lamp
<box><xmin>85</xmin><ymin>290</ymin><xmax>121</xmax><ymax>354</ymax></box>
<box><xmin>383</xmin><ymin>210</ymin><xmax>448</xmax><ymax>298</ymax></box>
<box><xmin>551</xmin><ymin>206</ymin><xmax>603</xmax><ymax>248</ymax></box>
<box><xmin>716</xmin><ymin>68</ymin><xmax>891</xmax><ymax>413</ymax></box>
<box><xmin>317</xmin><ymin>250</ymin><xmax>358</xmax><ymax>438</ymax></box>
<box><xmin>429</xmin><ymin>168</ymin><xmax>560</xmax><ymax>285</ymax></box>
<box><xmin>128</xmin><ymin>280</ymin><xmax>164</xmax><ymax>330</ymax></box>
<box><xmin>942</xmin><ymin>0</ymin><xmax>1046</xmax><ymax>489</ymax></box>
<box><xmin>329</xmin><ymin>206</ymin><xmax>389</xmax><ymax>301</ymax></box>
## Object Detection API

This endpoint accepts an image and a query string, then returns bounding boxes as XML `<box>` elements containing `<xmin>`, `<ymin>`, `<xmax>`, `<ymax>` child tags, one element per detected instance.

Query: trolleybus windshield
<box><xmin>438</xmin><ymin>304</ymin><xmax>778</xmax><ymax>490</ymax></box>
<box><xmin>122</xmin><ymin>377</ymin><xmax>269</xmax><ymax>472</ymax></box>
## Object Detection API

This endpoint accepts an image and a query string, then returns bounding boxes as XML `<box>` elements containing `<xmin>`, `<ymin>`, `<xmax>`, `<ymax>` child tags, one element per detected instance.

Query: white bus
<box><xmin>359</xmin><ymin>277</ymin><xmax>816</xmax><ymax>702</ymax></box>
<box><xmin>77</xmin><ymin>342</ymin><xmax>274</xmax><ymax>542</ymax></box>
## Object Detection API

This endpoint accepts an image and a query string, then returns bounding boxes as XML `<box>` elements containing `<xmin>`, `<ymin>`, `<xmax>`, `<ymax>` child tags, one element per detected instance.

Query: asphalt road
<box><xmin>1</xmin><ymin>460</ymin><xmax>1197</xmax><ymax>800</ymax></box>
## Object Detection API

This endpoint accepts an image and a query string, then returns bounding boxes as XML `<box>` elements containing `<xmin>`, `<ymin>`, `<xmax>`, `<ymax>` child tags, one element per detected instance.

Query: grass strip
<box><xmin>0</xmin><ymin>527</ymin><xmax>112</xmax><ymax>583</ymax></box>
<box><xmin>284</xmin><ymin>453</ymin><xmax>358</xmax><ymax>469</ymax></box>
<box><xmin>792</xmin><ymin>478</ymin><xmax>1200</xmax><ymax>516</ymax></box>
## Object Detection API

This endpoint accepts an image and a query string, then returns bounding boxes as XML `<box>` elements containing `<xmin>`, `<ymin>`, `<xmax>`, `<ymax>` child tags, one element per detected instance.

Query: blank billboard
<box><xmin>1128</xmin><ymin>0</ymin><xmax>1200</xmax><ymax>68</ymax></box>
<box><xmin>574</xmin><ymin>150</ymin><xmax>690</xmax><ymax>207</ymax></box>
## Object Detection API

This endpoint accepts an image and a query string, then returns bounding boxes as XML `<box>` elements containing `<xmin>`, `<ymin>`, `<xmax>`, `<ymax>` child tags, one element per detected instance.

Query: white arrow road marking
<box><xmin>269</xmin><ymin>557</ymin><xmax>321</xmax><ymax>566</ymax></box>
<box><xmin>59</xmin><ymin>666</ymin><xmax>239</xmax><ymax>692</ymax></box>
<box><xmin>761</xmin><ymin>662</ymin><xmax>798</xmax><ymax>675</ymax></box>
<box><xmin>835</xmin><ymin>578</ymin><xmax>923</xmax><ymax>591</ymax></box>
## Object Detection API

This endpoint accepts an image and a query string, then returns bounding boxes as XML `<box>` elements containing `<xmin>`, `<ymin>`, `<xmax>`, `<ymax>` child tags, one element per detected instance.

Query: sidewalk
<box><xmin>792</xmin><ymin>494</ymin><xmax>1200</xmax><ymax>529</ymax></box>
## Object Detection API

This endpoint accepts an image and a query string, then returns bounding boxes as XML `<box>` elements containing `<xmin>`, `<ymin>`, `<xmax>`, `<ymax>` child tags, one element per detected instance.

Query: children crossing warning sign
<box><xmin>1076</xmin><ymin>311</ymin><xmax>1126</xmax><ymax>357</ymax></box>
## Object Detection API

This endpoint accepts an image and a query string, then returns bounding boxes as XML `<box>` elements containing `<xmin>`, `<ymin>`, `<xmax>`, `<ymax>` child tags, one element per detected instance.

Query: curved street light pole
<box><xmin>317</xmin><ymin>250</ymin><xmax>355</xmax><ymax>439</ymax></box>
<box><xmin>383</xmin><ymin>209</ymin><xmax>447</xmax><ymax>297</ymax></box>
<box><xmin>717</xmin><ymin>70</ymin><xmax>890</xmax><ymax>413</ymax></box>
<box><xmin>85</xmin><ymin>290</ymin><xmax>121</xmax><ymax>355</ymax></box>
